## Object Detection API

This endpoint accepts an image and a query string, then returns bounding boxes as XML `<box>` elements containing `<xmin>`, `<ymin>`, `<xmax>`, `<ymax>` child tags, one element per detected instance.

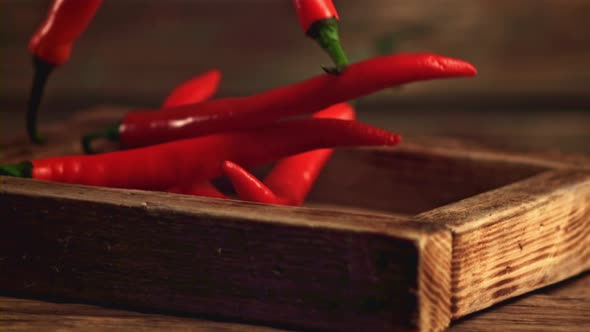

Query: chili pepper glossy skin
<box><xmin>293</xmin><ymin>0</ymin><xmax>339</xmax><ymax>32</ymax></box>
<box><xmin>29</xmin><ymin>0</ymin><xmax>103</xmax><ymax>66</ymax></box>
<box><xmin>27</xmin><ymin>0</ymin><xmax>102</xmax><ymax>144</ymax></box>
<box><xmin>162</xmin><ymin>69</ymin><xmax>222</xmax><ymax>108</ymax></box>
<box><xmin>87</xmin><ymin>53</ymin><xmax>475</xmax><ymax>149</ymax></box>
<box><xmin>82</xmin><ymin>69</ymin><xmax>223</xmax><ymax>154</ymax></box>
<box><xmin>224</xmin><ymin>102</ymin><xmax>355</xmax><ymax>206</ymax></box>
<box><xmin>223</xmin><ymin>161</ymin><xmax>281</xmax><ymax>204</ymax></box>
<box><xmin>160</xmin><ymin>69</ymin><xmax>224</xmax><ymax>197</ymax></box>
<box><xmin>3</xmin><ymin>119</ymin><xmax>400</xmax><ymax>191</ymax></box>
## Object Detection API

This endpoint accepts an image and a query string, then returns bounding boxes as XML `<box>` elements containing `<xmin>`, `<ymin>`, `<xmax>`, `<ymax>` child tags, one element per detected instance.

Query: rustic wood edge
<box><xmin>417</xmin><ymin>230</ymin><xmax>453</xmax><ymax>331</ymax></box>
<box><xmin>0</xmin><ymin>176</ymin><xmax>454</xmax><ymax>331</ymax></box>
<box><xmin>1</xmin><ymin>272</ymin><xmax>589</xmax><ymax>332</ymax></box>
<box><xmin>417</xmin><ymin>169</ymin><xmax>590</xmax><ymax>318</ymax></box>
<box><xmin>0</xmin><ymin>176</ymin><xmax>436</xmax><ymax>240</ymax></box>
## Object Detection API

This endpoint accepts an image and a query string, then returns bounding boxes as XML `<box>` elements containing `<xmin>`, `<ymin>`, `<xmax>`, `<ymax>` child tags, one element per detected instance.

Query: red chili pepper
<box><xmin>26</xmin><ymin>0</ymin><xmax>102</xmax><ymax>144</ymax></box>
<box><xmin>162</xmin><ymin>69</ymin><xmax>222</xmax><ymax>108</ymax></box>
<box><xmin>292</xmin><ymin>0</ymin><xmax>348</xmax><ymax>74</ymax></box>
<box><xmin>2</xmin><ymin>119</ymin><xmax>400</xmax><ymax>190</ymax></box>
<box><xmin>82</xmin><ymin>53</ymin><xmax>476</xmax><ymax>151</ymax></box>
<box><xmin>293</xmin><ymin>0</ymin><xmax>339</xmax><ymax>31</ymax></box>
<box><xmin>222</xmin><ymin>161</ymin><xmax>280</xmax><ymax>204</ymax></box>
<box><xmin>160</xmin><ymin>69</ymin><xmax>225</xmax><ymax>198</ymax></box>
<box><xmin>178</xmin><ymin>103</ymin><xmax>353</xmax><ymax>202</ymax></box>
<box><xmin>158</xmin><ymin>70</ymin><xmax>354</xmax><ymax>202</ymax></box>
<box><xmin>29</xmin><ymin>0</ymin><xmax>103</xmax><ymax>66</ymax></box>
<box><xmin>223</xmin><ymin>102</ymin><xmax>355</xmax><ymax>206</ymax></box>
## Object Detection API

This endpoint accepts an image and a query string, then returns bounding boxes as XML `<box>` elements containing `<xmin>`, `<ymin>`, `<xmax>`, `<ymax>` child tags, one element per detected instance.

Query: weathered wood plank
<box><xmin>1</xmin><ymin>273</ymin><xmax>588</xmax><ymax>331</ymax></box>
<box><xmin>452</xmin><ymin>272</ymin><xmax>590</xmax><ymax>332</ymax></box>
<box><xmin>0</xmin><ymin>177</ymin><xmax>452</xmax><ymax>332</ymax></box>
<box><xmin>0</xmin><ymin>296</ymin><xmax>283</xmax><ymax>332</ymax></box>
<box><xmin>418</xmin><ymin>230</ymin><xmax>452</xmax><ymax>331</ymax></box>
<box><xmin>418</xmin><ymin>169</ymin><xmax>590</xmax><ymax>318</ymax></box>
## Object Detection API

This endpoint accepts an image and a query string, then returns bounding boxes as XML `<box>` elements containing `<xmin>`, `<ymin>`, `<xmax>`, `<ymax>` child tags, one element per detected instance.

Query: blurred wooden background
<box><xmin>2</xmin><ymin>0</ymin><xmax>590</xmax><ymax>107</ymax></box>
<box><xmin>1</xmin><ymin>0</ymin><xmax>589</xmax><ymax>151</ymax></box>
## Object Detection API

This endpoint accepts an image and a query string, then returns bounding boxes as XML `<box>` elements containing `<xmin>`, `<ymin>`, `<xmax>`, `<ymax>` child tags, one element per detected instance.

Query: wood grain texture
<box><xmin>0</xmin><ymin>296</ymin><xmax>283</xmax><ymax>332</ymax></box>
<box><xmin>1</xmin><ymin>273</ymin><xmax>588</xmax><ymax>331</ymax></box>
<box><xmin>451</xmin><ymin>272</ymin><xmax>590</xmax><ymax>332</ymax></box>
<box><xmin>418</xmin><ymin>169</ymin><xmax>590</xmax><ymax>317</ymax></box>
<box><xmin>0</xmin><ymin>176</ymin><xmax>451</xmax><ymax>331</ymax></box>
<box><xmin>418</xmin><ymin>231</ymin><xmax>452</xmax><ymax>331</ymax></box>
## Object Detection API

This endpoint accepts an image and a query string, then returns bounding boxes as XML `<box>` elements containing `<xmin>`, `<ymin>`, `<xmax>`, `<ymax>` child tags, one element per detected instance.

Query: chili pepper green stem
<box><xmin>81</xmin><ymin>123</ymin><xmax>121</xmax><ymax>154</ymax></box>
<box><xmin>0</xmin><ymin>161</ymin><xmax>33</xmax><ymax>178</ymax></box>
<box><xmin>307</xmin><ymin>18</ymin><xmax>349</xmax><ymax>74</ymax></box>
<box><xmin>27</xmin><ymin>56</ymin><xmax>54</xmax><ymax>144</ymax></box>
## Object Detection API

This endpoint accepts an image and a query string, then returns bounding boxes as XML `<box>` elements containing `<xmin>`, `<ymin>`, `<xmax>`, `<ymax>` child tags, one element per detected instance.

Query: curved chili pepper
<box><xmin>27</xmin><ymin>0</ymin><xmax>102</xmax><ymax>144</ymax></box>
<box><xmin>180</xmin><ymin>103</ymin><xmax>353</xmax><ymax>202</ymax></box>
<box><xmin>162</xmin><ymin>69</ymin><xmax>222</xmax><ymax>108</ymax></box>
<box><xmin>223</xmin><ymin>161</ymin><xmax>280</xmax><ymax>204</ymax></box>
<box><xmin>223</xmin><ymin>102</ymin><xmax>355</xmax><ymax>206</ymax></box>
<box><xmin>82</xmin><ymin>53</ymin><xmax>476</xmax><ymax>150</ymax></box>
<box><xmin>293</xmin><ymin>0</ymin><xmax>348</xmax><ymax>74</ymax></box>
<box><xmin>2</xmin><ymin>118</ymin><xmax>401</xmax><ymax>190</ymax></box>
<box><xmin>82</xmin><ymin>69</ymin><xmax>223</xmax><ymax>154</ymax></box>
<box><xmin>160</xmin><ymin>69</ymin><xmax>225</xmax><ymax>198</ymax></box>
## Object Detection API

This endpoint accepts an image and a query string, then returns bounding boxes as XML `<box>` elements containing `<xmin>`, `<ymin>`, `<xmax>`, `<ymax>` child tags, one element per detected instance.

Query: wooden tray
<box><xmin>1</xmin><ymin>107</ymin><xmax>589</xmax><ymax>331</ymax></box>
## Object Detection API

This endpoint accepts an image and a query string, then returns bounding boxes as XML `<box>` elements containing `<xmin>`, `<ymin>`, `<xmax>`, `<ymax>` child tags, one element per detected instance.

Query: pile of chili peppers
<box><xmin>2</xmin><ymin>0</ymin><xmax>478</xmax><ymax>207</ymax></box>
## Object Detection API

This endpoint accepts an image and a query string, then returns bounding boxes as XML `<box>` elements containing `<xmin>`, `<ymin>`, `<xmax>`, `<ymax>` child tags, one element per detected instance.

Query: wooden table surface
<box><xmin>1</xmin><ymin>108</ymin><xmax>589</xmax><ymax>331</ymax></box>
<box><xmin>1</xmin><ymin>272</ymin><xmax>588</xmax><ymax>331</ymax></box>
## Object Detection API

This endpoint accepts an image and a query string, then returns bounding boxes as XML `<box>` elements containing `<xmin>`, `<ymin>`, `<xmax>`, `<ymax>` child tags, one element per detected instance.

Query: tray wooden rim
<box><xmin>1</xmin><ymin>106</ymin><xmax>589</xmax><ymax>331</ymax></box>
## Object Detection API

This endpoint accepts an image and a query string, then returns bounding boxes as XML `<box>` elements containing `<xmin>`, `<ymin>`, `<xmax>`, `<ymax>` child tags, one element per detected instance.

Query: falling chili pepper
<box><xmin>177</xmin><ymin>103</ymin><xmax>353</xmax><ymax>201</ymax></box>
<box><xmin>222</xmin><ymin>161</ymin><xmax>279</xmax><ymax>204</ymax></box>
<box><xmin>2</xmin><ymin>118</ymin><xmax>400</xmax><ymax>190</ymax></box>
<box><xmin>81</xmin><ymin>69</ymin><xmax>223</xmax><ymax>155</ymax></box>
<box><xmin>82</xmin><ymin>53</ymin><xmax>476</xmax><ymax>151</ymax></box>
<box><xmin>162</xmin><ymin>69</ymin><xmax>222</xmax><ymax>108</ymax></box>
<box><xmin>159</xmin><ymin>69</ymin><xmax>225</xmax><ymax>198</ymax></box>
<box><xmin>223</xmin><ymin>102</ymin><xmax>355</xmax><ymax>206</ymax></box>
<box><xmin>27</xmin><ymin>0</ymin><xmax>102</xmax><ymax>144</ymax></box>
<box><xmin>293</xmin><ymin>0</ymin><xmax>348</xmax><ymax>74</ymax></box>
<box><xmin>157</xmin><ymin>69</ymin><xmax>352</xmax><ymax>202</ymax></box>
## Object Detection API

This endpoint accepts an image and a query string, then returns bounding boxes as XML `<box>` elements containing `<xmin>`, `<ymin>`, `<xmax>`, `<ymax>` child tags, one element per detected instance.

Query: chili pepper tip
<box><xmin>81</xmin><ymin>123</ymin><xmax>121</xmax><ymax>154</ymax></box>
<box><xmin>26</xmin><ymin>56</ymin><xmax>54</xmax><ymax>145</ymax></box>
<box><xmin>0</xmin><ymin>161</ymin><xmax>33</xmax><ymax>178</ymax></box>
<box><xmin>434</xmin><ymin>56</ymin><xmax>478</xmax><ymax>77</ymax></box>
<box><xmin>465</xmin><ymin>63</ymin><xmax>477</xmax><ymax>76</ymax></box>
<box><xmin>222</xmin><ymin>160</ymin><xmax>281</xmax><ymax>205</ymax></box>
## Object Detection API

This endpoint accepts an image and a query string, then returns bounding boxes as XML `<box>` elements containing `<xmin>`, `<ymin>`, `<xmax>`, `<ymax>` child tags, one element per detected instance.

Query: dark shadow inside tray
<box><xmin>302</xmin><ymin>147</ymin><xmax>548</xmax><ymax>215</ymax></box>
